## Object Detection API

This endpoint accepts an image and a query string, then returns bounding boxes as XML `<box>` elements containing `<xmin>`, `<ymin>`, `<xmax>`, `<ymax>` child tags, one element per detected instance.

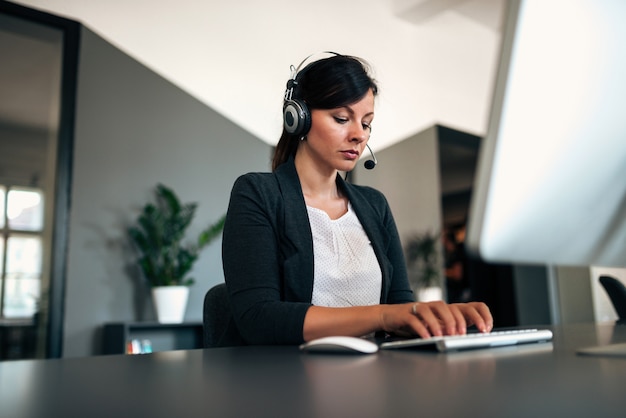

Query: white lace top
<box><xmin>307</xmin><ymin>202</ymin><xmax>382</xmax><ymax>307</ymax></box>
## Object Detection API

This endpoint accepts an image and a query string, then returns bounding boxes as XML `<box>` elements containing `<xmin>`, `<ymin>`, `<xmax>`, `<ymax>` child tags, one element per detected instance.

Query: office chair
<box><xmin>202</xmin><ymin>283</ymin><xmax>233</xmax><ymax>347</ymax></box>
<box><xmin>599</xmin><ymin>275</ymin><xmax>626</xmax><ymax>324</ymax></box>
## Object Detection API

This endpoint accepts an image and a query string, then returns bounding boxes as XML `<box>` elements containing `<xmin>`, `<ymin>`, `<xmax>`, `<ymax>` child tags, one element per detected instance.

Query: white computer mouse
<box><xmin>299</xmin><ymin>336</ymin><xmax>379</xmax><ymax>354</ymax></box>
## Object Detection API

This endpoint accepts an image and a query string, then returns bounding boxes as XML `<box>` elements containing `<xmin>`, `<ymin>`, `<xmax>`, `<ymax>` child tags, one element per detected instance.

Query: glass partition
<box><xmin>0</xmin><ymin>4</ymin><xmax>77</xmax><ymax>359</ymax></box>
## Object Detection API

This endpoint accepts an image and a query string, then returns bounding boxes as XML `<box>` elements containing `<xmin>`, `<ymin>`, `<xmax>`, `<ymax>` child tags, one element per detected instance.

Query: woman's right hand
<box><xmin>379</xmin><ymin>300</ymin><xmax>493</xmax><ymax>339</ymax></box>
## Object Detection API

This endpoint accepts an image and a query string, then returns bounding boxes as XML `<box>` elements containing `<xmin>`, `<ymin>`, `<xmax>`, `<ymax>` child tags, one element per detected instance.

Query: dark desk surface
<box><xmin>2</xmin><ymin>322</ymin><xmax>626</xmax><ymax>418</ymax></box>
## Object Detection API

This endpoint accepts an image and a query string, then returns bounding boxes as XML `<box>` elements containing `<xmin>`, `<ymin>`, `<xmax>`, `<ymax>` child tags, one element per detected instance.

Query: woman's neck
<box><xmin>295</xmin><ymin>152</ymin><xmax>348</xmax><ymax>219</ymax></box>
<box><xmin>294</xmin><ymin>152</ymin><xmax>339</xmax><ymax>199</ymax></box>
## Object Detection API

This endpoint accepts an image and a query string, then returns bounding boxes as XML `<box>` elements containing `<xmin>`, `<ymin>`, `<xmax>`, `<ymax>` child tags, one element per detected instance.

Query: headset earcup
<box><xmin>283</xmin><ymin>99</ymin><xmax>311</xmax><ymax>137</ymax></box>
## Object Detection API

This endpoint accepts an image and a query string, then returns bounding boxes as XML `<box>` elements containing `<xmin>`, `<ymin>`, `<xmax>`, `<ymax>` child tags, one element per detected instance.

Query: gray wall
<box><xmin>63</xmin><ymin>27</ymin><xmax>272</xmax><ymax>357</ymax></box>
<box><xmin>355</xmin><ymin>126</ymin><xmax>442</xmax><ymax>246</ymax></box>
<box><xmin>514</xmin><ymin>265</ymin><xmax>595</xmax><ymax>326</ymax></box>
<box><xmin>552</xmin><ymin>266</ymin><xmax>595</xmax><ymax>323</ymax></box>
<box><xmin>354</xmin><ymin>125</ymin><xmax>444</xmax><ymax>293</ymax></box>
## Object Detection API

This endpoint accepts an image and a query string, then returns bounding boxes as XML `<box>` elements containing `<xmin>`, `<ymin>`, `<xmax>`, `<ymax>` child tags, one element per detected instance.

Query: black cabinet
<box><xmin>0</xmin><ymin>320</ymin><xmax>38</xmax><ymax>360</ymax></box>
<box><xmin>102</xmin><ymin>322</ymin><xmax>204</xmax><ymax>354</ymax></box>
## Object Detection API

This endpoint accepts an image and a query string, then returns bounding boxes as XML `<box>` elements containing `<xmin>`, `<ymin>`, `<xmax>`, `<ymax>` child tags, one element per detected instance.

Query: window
<box><xmin>0</xmin><ymin>186</ymin><xmax>44</xmax><ymax>318</ymax></box>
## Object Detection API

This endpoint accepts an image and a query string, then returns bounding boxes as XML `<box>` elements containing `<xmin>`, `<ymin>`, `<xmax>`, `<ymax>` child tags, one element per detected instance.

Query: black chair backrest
<box><xmin>599</xmin><ymin>275</ymin><xmax>626</xmax><ymax>323</ymax></box>
<box><xmin>203</xmin><ymin>283</ymin><xmax>232</xmax><ymax>348</ymax></box>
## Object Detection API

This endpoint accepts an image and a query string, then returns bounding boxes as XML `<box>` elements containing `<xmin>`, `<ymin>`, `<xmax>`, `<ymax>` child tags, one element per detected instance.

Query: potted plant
<box><xmin>128</xmin><ymin>183</ymin><xmax>225</xmax><ymax>323</ymax></box>
<box><xmin>404</xmin><ymin>231</ymin><xmax>443</xmax><ymax>301</ymax></box>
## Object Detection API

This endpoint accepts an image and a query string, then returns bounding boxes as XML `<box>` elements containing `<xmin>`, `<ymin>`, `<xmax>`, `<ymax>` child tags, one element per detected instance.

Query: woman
<box><xmin>221</xmin><ymin>53</ymin><xmax>492</xmax><ymax>346</ymax></box>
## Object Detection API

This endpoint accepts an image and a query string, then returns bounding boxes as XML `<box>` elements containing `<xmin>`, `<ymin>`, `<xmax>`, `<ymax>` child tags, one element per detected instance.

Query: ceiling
<box><xmin>5</xmin><ymin>0</ymin><xmax>506</xmax><ymax>151</ymax></box>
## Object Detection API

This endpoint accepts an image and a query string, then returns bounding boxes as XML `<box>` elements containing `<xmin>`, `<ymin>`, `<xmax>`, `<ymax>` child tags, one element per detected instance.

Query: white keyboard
<box><xmin>380</xmin><ymin>328</ymin><xmax>553</xmax><ymax>352</ymax></box>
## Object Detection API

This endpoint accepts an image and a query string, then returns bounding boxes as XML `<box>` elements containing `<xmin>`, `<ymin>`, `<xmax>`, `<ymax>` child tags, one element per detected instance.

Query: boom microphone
<box><xmin>364</xmin><ymin>144</ymin><xmax>377</xmax><ymax>169</ymax></box>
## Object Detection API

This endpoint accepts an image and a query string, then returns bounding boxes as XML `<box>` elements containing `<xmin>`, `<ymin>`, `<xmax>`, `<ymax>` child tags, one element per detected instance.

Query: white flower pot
<box><xmin>152</xmin><ymin>286</ymin><xmax>189</xmax><ymax>323</ymax></box>
<box><xmin>417</xmin><ymin>286</ymin><xmax>443</xmax><ymax>302</ymax></box>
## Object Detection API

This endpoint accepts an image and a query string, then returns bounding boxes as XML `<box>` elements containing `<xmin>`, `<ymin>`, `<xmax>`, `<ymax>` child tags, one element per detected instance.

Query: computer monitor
<box><xmin>467</xmin><ymin>0</ymin><xmax>626</xmax><ymax>268</ymax></box>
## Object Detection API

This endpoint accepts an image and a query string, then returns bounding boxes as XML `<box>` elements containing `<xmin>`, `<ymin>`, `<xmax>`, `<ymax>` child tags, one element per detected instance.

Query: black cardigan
<box><xmin>221</xmin><ymin>157</ymin><xmax>414</xmax><ymax>345</ymax></box>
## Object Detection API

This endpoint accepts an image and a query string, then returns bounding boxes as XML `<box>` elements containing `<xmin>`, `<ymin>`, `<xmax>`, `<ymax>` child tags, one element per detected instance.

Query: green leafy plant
<box><xmin>404</xmin><ymin>231</ymin><xmax>441</xmax><ymax>289</ymax></box>
<box><xmin>128</xmin><ymin>183</ymin><xmax>225</xmax><ymax>287</ymax></box>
